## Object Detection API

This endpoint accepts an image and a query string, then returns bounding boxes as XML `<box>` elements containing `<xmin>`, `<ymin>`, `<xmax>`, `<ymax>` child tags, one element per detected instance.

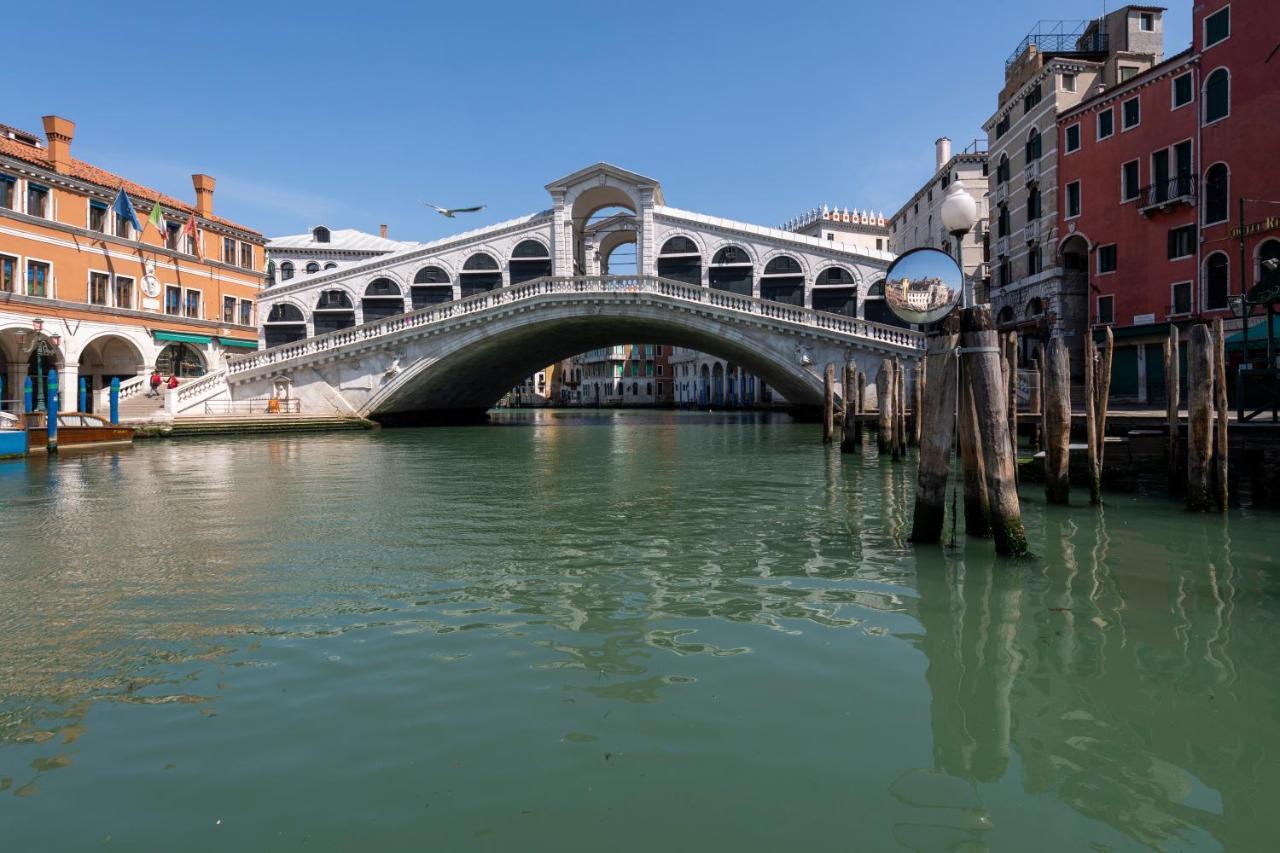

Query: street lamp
<box><xmin>940</xmin><ymin>183</ymin><xmax>979</xmax><ymax>308</ymax></box>
<box><xmin>14</xmin><ymin>319</ymin><xmax>62</xmax><ymax>412</ymax></box>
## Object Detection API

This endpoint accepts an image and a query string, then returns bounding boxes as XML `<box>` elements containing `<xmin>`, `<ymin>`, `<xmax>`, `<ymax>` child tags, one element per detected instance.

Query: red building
<box><xmin>1057</xmin><ymin>0</ymin><xmax>1280</xmax><ymax>404</ymax></box>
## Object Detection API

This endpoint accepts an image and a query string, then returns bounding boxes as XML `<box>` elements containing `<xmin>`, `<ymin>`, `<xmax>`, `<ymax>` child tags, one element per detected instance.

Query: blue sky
<box><xmin>8</xmin><ymin>0</ymin><xmax>1189</xmax><ymax>240</ymax></box>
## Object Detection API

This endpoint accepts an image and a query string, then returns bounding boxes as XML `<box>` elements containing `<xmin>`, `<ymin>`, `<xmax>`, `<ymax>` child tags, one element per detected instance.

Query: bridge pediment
<box><xmin>544</xmin><ymin>162</ymin><xmax>664</xmax><ymax>206</ymax></box>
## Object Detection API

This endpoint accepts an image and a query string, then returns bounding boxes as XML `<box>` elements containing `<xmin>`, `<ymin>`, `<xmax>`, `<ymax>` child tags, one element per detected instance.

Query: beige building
<box><xmin>983</xmin><ymin>7</ymin><xmax>1165</xmax><ymax>367</ymax></box>
<box><xmin>889</xmin><ymin>137</ymin><xmax>990</xmax><ymax>301</ymax></box>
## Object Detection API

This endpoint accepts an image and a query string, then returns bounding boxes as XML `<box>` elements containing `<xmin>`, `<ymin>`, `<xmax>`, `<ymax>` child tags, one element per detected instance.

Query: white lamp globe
<box><xmin>940</xmin><ymin>183</ymin><xmax>979</xmax><ymax>234</ymax></box>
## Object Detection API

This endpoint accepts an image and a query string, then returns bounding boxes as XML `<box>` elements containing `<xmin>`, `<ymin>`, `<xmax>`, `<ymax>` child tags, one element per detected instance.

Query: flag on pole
<box><xmin>145</xmin><ymin>200</ymin><xmax>166</xmax><ymax>236</ymax></box>
<box><xmin>111</xmin><ymin>188</ymin><xmax>142</xmax><ymax>233</ymax></box>
<box><xmin>180</xmin><ymin>212</ymin><xmax>201</xmax><ymax>258</ymax></box>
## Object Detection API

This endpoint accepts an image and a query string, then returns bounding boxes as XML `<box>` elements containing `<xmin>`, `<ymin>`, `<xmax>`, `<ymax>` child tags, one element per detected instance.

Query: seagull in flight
<box><xmin>423</xmin><ymin>202</ymin><xmax>487</xmax><ymax>218</ymax></box>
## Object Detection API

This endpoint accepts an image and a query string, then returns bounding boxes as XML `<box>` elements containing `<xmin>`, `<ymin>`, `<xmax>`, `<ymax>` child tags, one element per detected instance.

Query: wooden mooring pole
<box><xmin>1043</xmin><ymin>336</ymin><xmax>1071</xmax><ymax>504</ymax></box>
<box><xmin>893</xmin><ymin>358</ymin><xmax>906</xmax><ymax>461</ymax></box>
<box><xmin>912</xmin><ymin>360</ymin><xmax>925</xmax><ymax>447</ymax></box>
<box><xmin>841</xmin><ymin>362</ymin><xmax>857</xmax><ymax>454</ymax></box>
<box><xmin>823</xmin><ymin>363</ymin><xmax>835</xmax><ymax>444</ymax></box>
<box><xmin>1213</xmin><ymin>319</ymin><xmax>1229</xmax><ymax>510</ymax></box>
<box><xmin>1005</xmin><ymin>332</ymin><xmax>1019</xmax><ymax>472</ymax></box>
<box><xmin>960</xmin><ymin>306</ymin><xmax>1028</xmax><ymax>556</ymax></box>
<box><xmin>854</xmin><ymin>369</ymin><xmax>865</xmax><ymax>447</ymax></box>
<box><xmin>876</xmin><ymin>360</ymin><xmax>893</xmax><ymax>454</ymax></box>
<box><xmin>1186</xmin><ymin>325</ymin><xmax>1215</xmax><ymax>512</ymax></box>
<box><xmin>959</xmin><ymin>369</ymin><xmax>991</xmax><ymax>537</ymax></box>
<box><xmin>1166</xmin><ymin>325</ymin><xmax>1180</xmax><ymax>495</ymax></box>
<box><xmin>910</xmin><ymin>320</ymin><xmax>960</xmax><ymax>544</ymax></box>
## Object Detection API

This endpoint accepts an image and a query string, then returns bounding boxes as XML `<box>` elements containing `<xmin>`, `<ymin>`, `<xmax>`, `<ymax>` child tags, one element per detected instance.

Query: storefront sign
<box><xmin>1229</xmin><ymin>216</ymin><xmax>1280</xmax><ymax>239</ymax></box>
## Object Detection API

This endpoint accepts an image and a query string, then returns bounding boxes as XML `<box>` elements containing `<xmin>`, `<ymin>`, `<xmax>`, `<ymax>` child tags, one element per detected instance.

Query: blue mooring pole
<box><xmin>78</xmin><ymin>376</ymin><xmax>88</xmax><ymax>413</ymax></box>
<box><xmin>46</xmin><ymin>369</ymin><xmax>59</xmax><ymax>453</ymax></box>
<box><xmin>24</xmin><ymin>376</ymin><xmax>33</xmax><ymax>413</ymax></box>
<box><xmin>110</xmin><ymin>377</ymin><xmax>120</xmax><ymax>425</ymax></box>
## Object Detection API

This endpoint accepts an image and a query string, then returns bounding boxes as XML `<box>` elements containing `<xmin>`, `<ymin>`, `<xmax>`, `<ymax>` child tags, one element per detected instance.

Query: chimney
<box><xmin>192</xmin><ymin>174</ymin><xmax>215</xmax><ymax>218</ymax></box>
<box><xmin>42</xmin><ymin>115</ymin><xmax>75</xmax><ymax>172</ymax></box>
<box><xmin>379</xmin><ymin>224</ymin><xmax>388</xmax><ymax>239</ymax></box>
<box><xmin>935</xmin><ymin>136</ymin><xmax>952</xmax><ymax>172</ymax></box>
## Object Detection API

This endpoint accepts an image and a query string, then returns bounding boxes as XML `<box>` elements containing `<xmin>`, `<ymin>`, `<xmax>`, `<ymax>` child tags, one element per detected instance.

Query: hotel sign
<box><xmin>1229</xmin><ymin>216</ymin><xmax>1280</xmax><ymax>239</ymax></box>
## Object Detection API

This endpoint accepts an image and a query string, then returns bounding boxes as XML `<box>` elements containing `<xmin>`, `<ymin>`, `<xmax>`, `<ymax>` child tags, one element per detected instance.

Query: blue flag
<box><xmin>111</xmin><ymin>187</ymin><xmax>142</xmax><ymax>232</ymax></box>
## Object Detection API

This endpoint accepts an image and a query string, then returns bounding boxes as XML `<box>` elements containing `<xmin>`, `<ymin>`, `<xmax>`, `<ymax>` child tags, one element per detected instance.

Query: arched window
<box><xmin>997</xmin><ymin>154</ymin><xmax>1010</xmax><ymax>185</ymax></box>
<box><xmin>760</xmin><ymin>255</ymin><xmax>804</xmax><ymax>306</ymax></box>
<box><xmin>460</xmin><ymin>252</ymin><xmax>501</xmax><ymax>297</ymax></box>
<box><xmin>1204</xmin><ymin>253</ymin><xmax>1229</xmax><ymax>311</ymax></box>
<box><xmin>312</xmin><ymin>226</ymin><xmax>330</xmax><ymax>243</ymax></box>
<box><xmin>509</xmin><ymin>240</ymin><xmax>551</xmax><ymax>285</ymax></box>
<box><xmin>305</xmin><ymin>261</ymin><xmax>320</xmax><ymax>274</ymax></box>
<box><xmin>313</xmin><ymin>289</ymin><xmax>355</xmax><ymax>334</ymax></box>
<box><xmin>708</xmin><ymin>245</ymin><xmax>752</xmax><ymax>296</ymax></box>
<box><xmin>864</xmin><ymin>279</ymin><xmax>906</xmax><ymax>327</ymax></box>
<box><xmin>1204</xmin><ymin>164</ymin><xmax>1229</xmax><ymax>226</ymax></box>
<box><xmin>812</xmin><ymin>266</ymin><xmax>858</xmax><ymax>317</ymax></box>
<box><xmin>1025</xmin><ymin>129</ymin><xmax>1041</xmax><ymax>164</ymax></box>
<box><xmin>263</xmin><ymin>303</ymin><xmax>307</xmax><ymax>347</ymax></box>
<box><xmin>280</xmin><ymin>261</ymin><xmax>295</xmax><ymax>281</ymax></box>
<box><xmin>155</xmin><ymin>342</ymin><xmax>206</xmax><ymax>378</ymax></box>
<box><xmin>1204</xmin><ymin>69</ymin><xmax>1229</xmax><ymax>124</ymax></box>
<box><xmin>1026</xmin><ymin>297</ymin><xmax>1044</xmax><ymax>318</ymax></box>
<box><xmin>997</xmin><ymin>306</ymin><xmax>1016</xmax><ymax>326</ymax></box>
<box><xmin>323</xmin><ymin>262</ymin><xmax>338</xmax><ymax>270</ymax></box>
<box><xmin>411</xmin><ymin>265</ymin><xmax>453</xmax><ymax>309</ymax></box>
<box><xmin>657</xmin><ymin>236</ymin><xmax>701</xmax><ymax>285</ymax></box>
<box><xmin>362</xmin><ymin>278</ymin><xmax>405</xmax><ymax>322</ymax></box>
<box><xmin>1260</xmin><ymin>239</ymin><xmax>1280</xmax><ymax>288</ymax></box>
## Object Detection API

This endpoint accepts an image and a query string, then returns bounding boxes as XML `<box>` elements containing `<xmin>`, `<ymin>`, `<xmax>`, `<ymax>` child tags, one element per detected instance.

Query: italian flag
<box><xmin>146</xmin><ymin>200</ymin><xmax>166</xmax><ymax>236</ymax></box>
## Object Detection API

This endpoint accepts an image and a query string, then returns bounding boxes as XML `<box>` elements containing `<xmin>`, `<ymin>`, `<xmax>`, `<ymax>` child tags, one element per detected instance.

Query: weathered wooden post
<box><xmin>910</xmin><ymin>318</ymin><xmax>960</xmax><ymax>544</ymax></box>
<box><xmin>841</xmin><ymin>362</ymin><xmax>857</xmax><ymax>453</ymax></box>
<box><xmin>1043</xmin><ymin>336</ymin><xmax>1071</xmax><ymax>504</ymax></box>
<box><xmin>960</xmin><ymin>306</ymin><xmax>1028</xmax><ymax>556</ymax></box>
<box><xmin>1091</xmin><ymin>326</ymin><xmax>1114</xmax><ymax>504</ymax></box>
<box><xmin>823</xmin><ymin>363</ymin><xmax>835</xmax><ymax>444</ymax></box>
<box><xmin>1166</xmin><ymin>325</ymin><xmax>1181</xmax><ymax>495</ymax></box>
<box><xmin>1186</xmin><ymin>325</ymin><xmax>1215</xmax><ymax>511</ymax></box>
<box><xmin>1084</xmin><ymin>334</ymin><xmax>1099</xmax><ymax>504</ymax></box>
<box><xmin>893</xmin><ymin>359</ymin><xmax>905</xmax><ymax>461</ymax></box>
<box><xmin>853</xmin><ymin>369</ymin><xmax>865</xmax><ymax>447</ymax></box>
<box><xmin>959</xmin><ymin>373</ymin><xmax>991</xmax><ymax>537</ymax></box>
<box><xmin>1036</xmin><ymin>342</ymin><xmax>1048</xmax><ymax>451</ymax></box>
<box><xmin>912</xmin><ymin>361</ymin><xmax>925</xmax><ymax>447</ymax></box>
<box><xmin>1028</xmin><ymin>359</ymin><xmax>1042</xmax><ymax>451</ymax></box>
<box><xmin>876</xmin><ymin>360</ymin><xmax>893</xmax><ymax>454</ymax></box>
<box><xmin>898</xmin><ymin>362</ymin><xmax>908</xmax><ymax>456</ymax></box>
<box><xmin>1213</xmin><ymin>319</ymin><xmax>1229</xmax><ymax>509</ymax></box>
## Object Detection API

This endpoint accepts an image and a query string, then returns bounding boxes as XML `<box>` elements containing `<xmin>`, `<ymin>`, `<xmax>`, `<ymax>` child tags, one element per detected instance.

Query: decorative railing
<box><xmin>228</xmin><ymin>275</ymin><xmax>924</xmax><ymax>378</ymax></box>
<box><xmin>1140</xmin><ymin>175</ymin><xmax>1197</xmax><ymax>213</ymax></box>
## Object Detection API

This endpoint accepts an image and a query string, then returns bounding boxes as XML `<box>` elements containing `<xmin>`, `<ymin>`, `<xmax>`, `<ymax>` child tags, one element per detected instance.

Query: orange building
<box><xmin>0</xmin><ymin>115</ymin><xmax>264</xmax><ymax>414</ymax></box>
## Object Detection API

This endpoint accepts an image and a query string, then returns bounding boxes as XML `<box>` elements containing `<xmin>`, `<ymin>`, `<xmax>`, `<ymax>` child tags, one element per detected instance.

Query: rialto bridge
<box><xmin>171</xmin><ymin>164</ymin><xmax>924</xmax><ymax>422</ymax></box>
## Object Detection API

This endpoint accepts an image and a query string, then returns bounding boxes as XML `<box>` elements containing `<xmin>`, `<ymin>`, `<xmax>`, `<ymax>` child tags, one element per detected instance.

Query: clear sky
<box><xmin>7</xmin><ymin>0</ymin><xmax>1190</xmax><ymax>241</ymax></box>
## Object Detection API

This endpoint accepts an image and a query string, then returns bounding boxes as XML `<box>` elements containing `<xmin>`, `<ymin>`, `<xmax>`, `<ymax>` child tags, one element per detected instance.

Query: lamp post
<box><xmin>14</xmin><ymin>318</ymin><xmax>62</xmax><ymax>412</ymax></box>
<box><xmin>940</xmin><ymin>184</ymin><xmax>980</xmax><ymax>308</ymax></box>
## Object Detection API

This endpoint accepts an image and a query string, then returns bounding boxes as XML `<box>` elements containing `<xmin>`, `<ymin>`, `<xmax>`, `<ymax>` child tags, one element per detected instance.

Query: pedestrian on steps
<box><xmin>166</xmin><ymin>375</ymin><xmax>179</xmax><ymax>391</ymax></box>
<box><xmin>148</xmin><ymin>370</ymin><xmax>162</xmax><ymax>397</ymax></box>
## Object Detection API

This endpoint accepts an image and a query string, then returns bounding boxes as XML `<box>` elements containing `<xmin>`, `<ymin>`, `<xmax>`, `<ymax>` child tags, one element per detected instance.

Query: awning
<box><xmin>154</xmin><ymin>330</ymin><xmax>213</xmax><ymax>345</ymax></box>
<box><xmin>219</xmin><ymin>337</ymin><xmax>258</xmax><ymax>350</ymax></box>
<box><xmin>1225</xmin><ymin>315</ymin><xmax>1280</xmax><ymax>352</ymax></box>
<box><xmin>1094</xmin><ymin>322</ymin><xmax>1170</xmax><ymax>342</ymax></box>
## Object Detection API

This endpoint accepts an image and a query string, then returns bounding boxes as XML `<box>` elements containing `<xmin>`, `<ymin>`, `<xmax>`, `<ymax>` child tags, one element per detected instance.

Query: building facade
<box><xmin>889</xmin><ymin>137</ymin><xmax>991</xmax><ymax>302</ymax></box>
<box><xmin>670</xmin><ymin>348</ymin><xmax>782</xmax><ymax>408</ymax></box>
<box><xmin>267</xmin><ymin>225</ymin><xmax>418</xmax><ymax>284</ymax></box>
<box><xmin>1058</xmin><ymin>0</ymin><xmax>1280</xmax><ymax>403</ymax></box>
<box><xmin>1</xmin><ymin>116</ymin><xmax>263</xmax><ymax>414</ymax></box>
<box><xmin>984</xmin><ymin>7</ymin><xmax>1166</xmax><ymax>369</ymax></box>
<box><xmin>572</xmin><ymin>344</ymin><xmax>673</xmax><ymax>407</ymax></box>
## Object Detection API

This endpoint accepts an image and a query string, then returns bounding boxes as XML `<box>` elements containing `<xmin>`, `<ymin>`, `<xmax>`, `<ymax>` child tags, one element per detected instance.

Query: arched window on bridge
<box><xmin>305</xmin><ymin>262</ymin><xmax>320</xmax><ymax>275</ymax></box>
<box><xmin>863</xmin><ymin>279</ymin><xmax>907</xmax><ymax>327</ymax></box>
<box><xmin>509</xmin><ymin>240</ymin><xmax>552</xmax><ymax>285</ymax></box>
<box><xmin>460</xmin><ymin>253</ymin><xmax>501</xmax><ymax>297</ymax></box>
<box><xmin>324</xmin><ymin>262</ymin><xmax>338</xmax><ymax>270</ymax></box>
<box><xmin>280</xmin><ymin>262</ymin><xmax>295</xmax><ymax>281</ymax></box>
<box><xmin>264</xmin><ymin>303</ymin><xmax>308</xmax><ymax>347</ymax></box>
<box><xmin>812</xmin><ymin>267</ymin><xmax>858</xmax><ymax>317</ymax></box>
<box><xmin>760</xmin><ymin>256</ymin><xmax>804</xmax><ymax>306</ymax></box>
<box><xmin>362</xmin><ymin>278</ymin><xmax>406</xmax><ymax>322</ymax></box>
<box><xmin>313</xmin><ymin>290</ymin><xmax>356</xmax><ymax>335</ymax></box>
<box><xmin>657</xmin><ymin>236</ymin><xmax>702</xmax><ymax>285</ymax></box>
<box><xmin>709</xmin><ymin>245</ymin><xmax>752</xmax><ymax>296</ymax></box>
<box><xmin>412</xmin><ymin>265</ymin><xmax>453</xmax><ymax>309</ymax></box>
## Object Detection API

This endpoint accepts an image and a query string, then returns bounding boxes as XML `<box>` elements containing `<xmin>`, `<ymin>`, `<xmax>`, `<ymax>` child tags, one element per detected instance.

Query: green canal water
<box><xmin>0</xmin><ymin>410</ymin><xmax>1277</xmax><ymax>851</ymax></box>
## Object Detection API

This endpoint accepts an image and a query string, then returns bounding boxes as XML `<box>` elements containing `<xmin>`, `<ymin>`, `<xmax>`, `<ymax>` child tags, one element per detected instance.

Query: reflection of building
<box><xmin>0</xmin><ymin>115</ymin><xmax>263</xmax><ymax>416</ymax></box>
<box><xmin>1060</xmin><ymin>0</ymin><xmax>1280</xmax><ymax>403</ymax></box>
<box><xmin>669</xmin><ymin>348</ymin><xmax>783</xmax><ymax>408</ymax></box>
<box><xmin>886</xmin><ymin>275</ymin><xmax>953</xmax><ymax>314</ymax></box>
<box><xmin>889</xmin><ymin>137</ymin><xmax>990</xmax><ymax>301</ymax></box>
<box><xmin>985</xmin><ymin>7</ymin><xmax>1166</xmax><ymax>372</ymax></box>
<box><xmin>267</xmin><ymin>225</ymin><xmax>418</xmax><ymax>285</ymax></box>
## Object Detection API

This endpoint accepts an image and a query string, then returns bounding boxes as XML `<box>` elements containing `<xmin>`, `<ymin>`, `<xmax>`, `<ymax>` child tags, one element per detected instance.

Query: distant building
<box><xmin>889</xmin><ymin>137</ymin><xmax>990</xmax><ymax>301</ymax></box>
<box><xmin>669</xmin><ymin>348</ymin><xmax>782</xmax><ymax>409</ymax></box>
<box><xmin>266</xmin><ymin>225</ymin><xmax>417</xmax><ymax>284</ymax></box>
<box><xmin>573</xmin><ymin>344</ymin><xmax>671</xmax><ymax>407</ymax></box>
<box><xmin>984</xmin><ymin>6</ymin><xmax>1166</xmax><ymax>370</ymax></box>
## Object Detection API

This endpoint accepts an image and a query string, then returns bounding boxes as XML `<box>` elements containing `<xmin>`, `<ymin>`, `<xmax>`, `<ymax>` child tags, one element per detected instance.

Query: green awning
<box><xmin>154</xmin><ymin>331</ymin><xmax>213</xmax><ymax>345</ymax></box>
<box><xmin>218</xmin><ymin>337</ymin><xmax>258</xmax><ymax>350</ymax></box>
<box><xmin>1225</xmin><ymin>315</ymin><xmax>1280</xmax><ymax>352</ymax></box>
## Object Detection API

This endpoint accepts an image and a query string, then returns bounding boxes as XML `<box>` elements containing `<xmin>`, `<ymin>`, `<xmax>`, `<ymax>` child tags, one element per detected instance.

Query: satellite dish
<box><xmin>881</xmin><ymin>247</ymin><xmax>964</xmax><ymax>325</ymax></box>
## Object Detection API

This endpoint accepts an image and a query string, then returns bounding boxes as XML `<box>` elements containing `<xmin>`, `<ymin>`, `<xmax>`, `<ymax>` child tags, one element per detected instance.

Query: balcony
<box><xmin>1024</xmin><ymin>220</ymin><xmax>1041</xmax><ymax>243</ymax></box>
<box><xmin>995</xmin><ymin>183</ymin><xmax>1009</xmax><ymax>204</ymax></box>
<box><xmin>1024</xmin><ymin>161</ymin><xmax>1040</xmax><ymax>185</ymax></box>
<box><xmin>997</xmin><ymin>235</ymin><xmax>1011</xmax><ymax>256</ymax></box>
<box><xmin>1140</xmin><ymin>175</ymin><xmax>1197</xmax><ymax>216</ymax></box>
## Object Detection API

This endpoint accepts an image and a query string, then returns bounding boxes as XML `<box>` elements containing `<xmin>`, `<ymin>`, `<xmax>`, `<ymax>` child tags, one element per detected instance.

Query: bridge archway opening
<box><xmin>411</xmin><ymin>266</ymin><xmax>453</xmax><ymax>308</ymax></box>
<box><xmin>509</xmin><ymin>240</ymin><xmax>552</xmax><ymax>285</ymax></box>
<box><xmin>314</xmin><ymin>290</ymin><xmax>356</xmax><ymax>334</ymax></box>
<box><xmin>760</xmin><ymin>256</ymin><xmax>804</xmax><ymax>306</ymax></box>
<box><xmin>600</xmin><ymin>233</ymin><xmax>637</xmax><ymax>275</ymax></box>
<box><xmin>460</xmin><ymin>253</ymin><xmax>501</xmax><ymax>297</ymax></box>
<box><xmin>264</xmin><ymin>303</ymin><xmax>308</xmax><ymax>347</ymax></box>
<box><xmin>813</xmin><ymin>267</ymin><xmax>858</xmax><ymax>317</ymax></box>
<box><xmin>363</xmin><ymin>278</ymin><xmax>407</xmax><ymax>322</ymax></box>
<box><xmin>571</xmin><ymin>190</ymin><xmax>637</xmax><ymax>274</ymax></box>
<box><xmin>657</xmin><ymin>236</ymin><xmax>702</xmax><ymax>285</ymax></box>
<box><xmin>708</xmin><ymin>246</ymin><xmax>752</xmax><ymax>296</ymax></box>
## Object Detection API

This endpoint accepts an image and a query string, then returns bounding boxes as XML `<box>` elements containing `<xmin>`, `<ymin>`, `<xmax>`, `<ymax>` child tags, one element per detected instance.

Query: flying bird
<box><xmin>423</xmin><ymin>202</ymin><xmax>486</xmax><ymax>218</ymax></box>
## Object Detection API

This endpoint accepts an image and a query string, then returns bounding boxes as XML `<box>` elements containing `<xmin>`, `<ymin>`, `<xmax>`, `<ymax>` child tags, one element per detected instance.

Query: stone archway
<box><xmin>77</xmin><ymin>333</ymin><xmax>146</xmax><ymax>413</ymax></box>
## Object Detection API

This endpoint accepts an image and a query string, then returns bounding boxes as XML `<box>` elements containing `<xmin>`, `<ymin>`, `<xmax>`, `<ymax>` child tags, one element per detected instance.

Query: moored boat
<box><xmin>25</xmin><ymin>412</ymin><xmax>135</xmax><ymax>453</ymax></box>
<box><xmin>0</xmin><ymin>412</ymin><xmax>28</xmax><ymax>459</ymax></box>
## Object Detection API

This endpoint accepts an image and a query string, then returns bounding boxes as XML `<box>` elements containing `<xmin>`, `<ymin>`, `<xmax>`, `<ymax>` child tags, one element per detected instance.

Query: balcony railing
<box><xmin>1140</xmin><ymin>175</ymin><xmax>1197</xmax><ymax>215</ymax></box>
<box><xmin>1024</xmin><ymin>161</ymin><xmax>1040</xmax><ymax>185</ymax></box>
<box><xmin>997</xmin><ymin>236</ymin><xmax>1011</xmax><ymax>257</ymax></box>
<box><xmin>1024</xmin><ymin>220</ymin><xmax>1041</xmax><ymax>243</ymax></box>
<box><xmin>995</xmin><ymin>183</ymin><xmax>1009</xmax><ymax>204</ymax></box>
